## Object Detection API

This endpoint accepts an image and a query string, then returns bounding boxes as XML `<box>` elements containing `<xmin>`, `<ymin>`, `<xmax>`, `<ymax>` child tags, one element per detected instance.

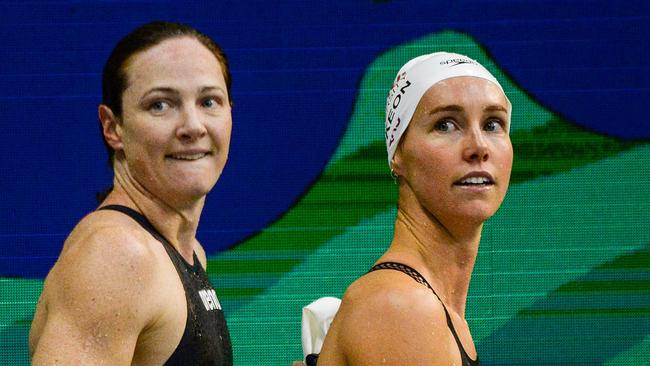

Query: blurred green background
<box><xmin>2</xmin><ymin>31</ymin><xmax>648</xmax><ymax>366</ymax></box>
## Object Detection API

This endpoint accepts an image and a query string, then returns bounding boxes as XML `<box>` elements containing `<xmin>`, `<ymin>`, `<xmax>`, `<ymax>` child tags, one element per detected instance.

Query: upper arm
<box><xmin>319</xmin><ymin>274</ymin><xmax>454</xmax><ymax>366</ymax></box>
<box><xmin>31</xmin><ymin>226</ymin><xmax>160</xmax><ymax>365</ymax></box>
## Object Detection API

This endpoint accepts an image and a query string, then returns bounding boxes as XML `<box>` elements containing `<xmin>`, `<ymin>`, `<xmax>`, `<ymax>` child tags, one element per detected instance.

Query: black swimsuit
<box><xmin>369</xmin><ymin>262</ymin><xmax>480</xmax><ymax>366</ymax></box>
<box><xmin>98</xmin><ymin>205</ymin><xmax>232</xmax><ymax>365</ymax></box>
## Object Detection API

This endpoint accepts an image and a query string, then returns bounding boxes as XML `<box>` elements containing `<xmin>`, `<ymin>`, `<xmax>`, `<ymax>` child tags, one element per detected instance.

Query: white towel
<box><xmin>301</xmin><ymin>296</ymin><xmax>342</xmax><ymax>358</ymax></box>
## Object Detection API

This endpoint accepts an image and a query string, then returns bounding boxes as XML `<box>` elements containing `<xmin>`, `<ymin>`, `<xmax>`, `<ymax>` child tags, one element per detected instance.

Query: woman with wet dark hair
<box><xmin>97</xmin><ymin>20</ymin><xmax>232</xmax><ymax>201</ymax></box>
<box><xmin>30</xmin><ymin>21</ymin><xmax>233</xmax><ymax>365</ymax></box>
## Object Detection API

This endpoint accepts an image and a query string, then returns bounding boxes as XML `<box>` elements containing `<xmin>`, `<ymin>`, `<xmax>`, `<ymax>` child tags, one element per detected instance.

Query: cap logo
<box><xmin>385</xmin><ymin>52</ymin><xmax>506</xmax><ymax>167</ymax></box>
<box><xmin>440</xmin><ymin>58</ymin><xmax>478</xmax><ymax>67</ymax></box>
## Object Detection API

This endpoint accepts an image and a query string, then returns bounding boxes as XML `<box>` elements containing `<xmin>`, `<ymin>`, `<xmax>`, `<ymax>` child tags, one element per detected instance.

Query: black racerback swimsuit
<box><xmin>369</xmin><ymin>262</ymin><xmax>480</xmax><ymax>366</ymax></box>
<box><xmin>98</xmin><ymin>205</ymin><xmax>232</xmax><ymax>365</ymax></box>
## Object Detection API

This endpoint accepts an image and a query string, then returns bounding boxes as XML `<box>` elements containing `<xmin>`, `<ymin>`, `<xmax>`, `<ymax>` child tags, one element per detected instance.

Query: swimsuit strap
<box><xmin>97</xmin><ymin>204</ymin><xmax>159</xmax><ymax>237</ymax></box>
<box><xmin>369</xmin><ymin>261</ymin><xmax>479</xmax><ymax>365</ymax></box>
<box><xmin>96</xmin><ymin>204</ymin><xmax>200</xmax><ymax>270</ymax></box>
<box><xmin>370</xmin><ymin>262</ymin><xmax>437</xmax><ymax>297</ymax></box>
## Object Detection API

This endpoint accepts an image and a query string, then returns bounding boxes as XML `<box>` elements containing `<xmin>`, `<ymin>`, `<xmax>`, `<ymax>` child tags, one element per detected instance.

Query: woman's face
<box><xmin>115</xmin><ymin>36</ymin><xmax>232</xmax><ymax>206</ymax></box>
<box><xmin>394</xmin><ymin>76</ymin><xmax>513</xmax><ymax>226</ymax></box>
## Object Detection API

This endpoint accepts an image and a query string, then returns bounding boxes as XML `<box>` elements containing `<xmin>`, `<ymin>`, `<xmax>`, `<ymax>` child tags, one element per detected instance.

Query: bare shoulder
<box><xmin>30</xmin><ymin>209</ymin><xmax>168</xmax><ymax>364</ymax></box>
<box><xmin>340</xmin><ymin>270</ymin><xmax>448</xmax><ymax>337</ymax></box>
<box><xmin>51</xmin><ymin>209</ymin><xmax>161</xmax><ymax>289</ymax></box>
<box><xmin>63</xmin><ymin>208</ymin><xmax>155</xmax><ymax>256</ymax></box>
<box><xmin>319</xmin><ymin>270</ymin><xmax>454</xmax><ymax>366</ymax></box>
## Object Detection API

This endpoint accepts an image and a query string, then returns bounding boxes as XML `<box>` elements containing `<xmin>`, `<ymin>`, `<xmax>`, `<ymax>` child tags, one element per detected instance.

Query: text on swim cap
<box><xmin>440</xmin><ymin>58</ymin><xmax>478</xmax><ymax>67</ymax></box>
<box><xmin>386</xmin><ymin>72</ymin><xmax>411</xmax><ymax>147</ymax></box>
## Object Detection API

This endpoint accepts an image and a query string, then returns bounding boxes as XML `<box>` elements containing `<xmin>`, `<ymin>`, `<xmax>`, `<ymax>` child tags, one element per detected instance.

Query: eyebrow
<box><xmin>427</xmin><ymin>104</ymin><xmax>509</xmax><ymax>115</ymax></box>
<box><xmin>140</xmin><ymin>87</ymin><xmax>180</xmax><ymax>100</ymax></box>
<box><xmin>427</xmin><ymin>104</ymin><xmax>464</xmax><ymax>115</ymax></box>
<box><xmin>198</xmin><ymin>86</ymin><xmax>225</xmax><ymax>94</ymax></box>
<box><xmin>140</xmin><ymin>86</ymin><xmax>225</xmax><ymax>100</ymax></box>
<box><xmin>483</xmin><ymin>105</ymin><xmax>509</xmax><ymax>113</ymax></box>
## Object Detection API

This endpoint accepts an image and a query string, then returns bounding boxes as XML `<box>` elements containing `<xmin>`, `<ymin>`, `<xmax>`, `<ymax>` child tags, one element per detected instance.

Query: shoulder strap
<box><xmin>370</xmin><ymin>261</ymin><xmax>479</xmax><ymax>365</ymax></box>
<box><xmin>97</xmin><ymin>204</ymin><xmax>200</xmax><ymax>270</ymax></box>
<box><xmin>369</xmin><ymin>261</ymin><xmax>442</xmax><ymax>302</ymax></box>
<box><xmin>97</xmin><ymin>204</ymin><xmax>160</xmax><ymax>238</ymax></box>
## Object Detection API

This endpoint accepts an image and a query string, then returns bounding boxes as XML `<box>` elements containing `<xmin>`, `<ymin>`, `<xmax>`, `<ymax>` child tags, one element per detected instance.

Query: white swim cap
<box><xmin>385</xmin><ymin>52</ymin><xmax>506</xmax><ymax>166</ymax></box>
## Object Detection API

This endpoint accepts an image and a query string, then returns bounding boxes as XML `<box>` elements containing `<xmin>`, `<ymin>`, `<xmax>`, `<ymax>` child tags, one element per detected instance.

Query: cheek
<box><xmin>492</xmin><ymin>141</ymin><xmax>514</xmax><ymax>198</ymax></box>
<box><xmin>121</xmin><ymin>127</ymin><xmax>167</xmax><ymax>174</ymax></box>
<box><xmin>407</xmin><ymin>147</ymin><xmax>453</xmax><ymax>191</ymax></box>
<box><xmin>130</xmin><ymin>135</ymin><xmax>165</xmax><ymax>161</ymax></box>
<box><xmin>495</xmin><ymin>141</ymin><xmax>514</xmax><ymax>174</ymax></box>
<box><xmin>413</xmin><ymin>142</ymin><xmax>451</xmax><ymax>172</ymax></box>
<box><xmin>121</xmin><ymin>115</ymin><xmax>161</xmax><ymax>148</ymax></box>
<box><xmin>221</xmin><ymin>124</ymin><xmax>232</xmax><ymax>146</ymax></box>
<box><xmin>211</xmin><ymin>118</ymin><xmax>232</xmax><ymax>147</ymax></box>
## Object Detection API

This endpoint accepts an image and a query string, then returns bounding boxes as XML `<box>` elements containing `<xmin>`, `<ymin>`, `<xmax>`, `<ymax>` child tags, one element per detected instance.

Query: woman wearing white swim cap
<box><xmin>317</xmin><ymin>52</ymin><xmax>513</xmax><ymax>365</ymax></box>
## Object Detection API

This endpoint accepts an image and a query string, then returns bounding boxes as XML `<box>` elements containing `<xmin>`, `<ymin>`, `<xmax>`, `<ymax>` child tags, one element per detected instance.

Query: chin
<box><xmin>173</xmin><ymin>172</ymin><xmax>219</xmax><ymax>191</ymax></box>
<box><xmin>167</xmin><ymin>180</ymin><xmax>217</xmax><ymax>203</ymax></box>
<box><xmin>454</xmin><ymin>204</ymin><xmax>499</xmax><ymax>224</ymax></box>
<box><xmin>186</xmin><ymin>182</ymin><xmax>217</xmax><ymax>198</ymax></box>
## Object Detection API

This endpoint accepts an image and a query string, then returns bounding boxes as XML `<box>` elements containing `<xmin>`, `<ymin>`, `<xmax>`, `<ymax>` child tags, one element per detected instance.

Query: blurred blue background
<box><xmin>2</xmin><ymin>1</ymin><xmax>648</xmax><ymax>278</ymax></box>
<box><xmin>1</xmin><ymin>1</ymin><xmax>649</xmax><ymax>365</ymax></box>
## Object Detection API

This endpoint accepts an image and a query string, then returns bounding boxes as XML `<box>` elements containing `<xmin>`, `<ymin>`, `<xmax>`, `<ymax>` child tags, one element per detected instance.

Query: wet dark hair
<box><xmin>97</xmin><ymin>21</ymin><xmax>231</xmax><ymax>202</ymax></box>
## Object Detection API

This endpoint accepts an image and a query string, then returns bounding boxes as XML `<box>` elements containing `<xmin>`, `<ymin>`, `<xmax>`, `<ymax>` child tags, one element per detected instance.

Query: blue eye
<box><xmin>201</xmin><ymin>97</ymin><xmax>222</xmax><ymax>108</ymax></box>
<box><xmin>434</xmin><ymin>119</ymin><xmax>456</xmax><ymax>132</ymax></box>
<box><xmin>149</xmin><ymin>100</ymin><xmax>170</xmax><ymax>112</ymax></box>
<box><xmin>485</xmin><ymin>119</ymin><xmax>504</xmax><ymax>132</ymax></box>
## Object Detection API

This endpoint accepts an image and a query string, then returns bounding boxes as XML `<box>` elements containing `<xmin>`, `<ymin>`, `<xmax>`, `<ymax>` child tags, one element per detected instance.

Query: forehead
<box><xmin>122</xmin><ymin>36</ymin><xmax>224</xmax><ymax>91</ymax></box>
<box><xmin>418</xmin><ymin>76</ymin><xmax>509</xmax><ymax>111</ymax></box>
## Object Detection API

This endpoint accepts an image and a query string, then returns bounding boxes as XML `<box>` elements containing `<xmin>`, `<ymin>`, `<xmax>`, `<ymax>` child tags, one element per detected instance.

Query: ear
<box><xmin>390</xmin><ymin>146</ymin><xmax>405</xmax><ymax>178</ymax></box>
<box><xmin>98</xmin><ymin>104</ymin><xmax>123</xmax><ymax>150</ymax></box>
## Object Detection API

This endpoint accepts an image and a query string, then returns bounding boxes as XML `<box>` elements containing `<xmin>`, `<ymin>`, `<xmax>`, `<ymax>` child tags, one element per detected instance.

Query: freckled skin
<box><xmin>396</xmin><ymin>77</ymin><xmax>512</xmax><ymax>230</ymax></box>
<box><xmin>116</xmin><ymin>37</ymin><xmax>231</xmax><ymax>209</ymax></box>
<box><xmin>29</xmin><ymin>37</ymin><xmax>230</xmax><ymax>365</ymax></box>
<box><xmin>316</xmin><ymin>77</ymin><xmax>513</xmax><ymax>366</ymax></box>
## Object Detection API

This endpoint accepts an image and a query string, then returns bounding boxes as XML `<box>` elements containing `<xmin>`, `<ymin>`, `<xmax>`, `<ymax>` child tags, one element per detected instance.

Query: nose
<box><xmin>177</xmin><ymin>105</ymin><xmax>207</xmax><ymax>141</ymax></box>
<box><xmin>463</xmin><ymin>126</ymin><xmax>489</xmax><ymax>163</ymax></box>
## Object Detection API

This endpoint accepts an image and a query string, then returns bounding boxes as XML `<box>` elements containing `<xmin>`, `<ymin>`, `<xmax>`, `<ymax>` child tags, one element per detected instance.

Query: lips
<box><xmin>166</xmin><ymin>151</ymin><xmax>212</xmax><ymax>161</ymax></box>
<box><xmin>454</xmin><ymin>172</ymin><xmax>494</xmax><ymax>186</ymax></box>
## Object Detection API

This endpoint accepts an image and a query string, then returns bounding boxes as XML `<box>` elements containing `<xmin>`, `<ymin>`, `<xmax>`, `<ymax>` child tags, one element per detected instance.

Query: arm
<box><xmin>317</xmin><ymin>272</ymin><xmax>455</xmax><ymax>366</ymax></box>
<box><xmin>30</xmin><ymin>225</ymin><xmax>159</xmax><ymax>365</ymax></box>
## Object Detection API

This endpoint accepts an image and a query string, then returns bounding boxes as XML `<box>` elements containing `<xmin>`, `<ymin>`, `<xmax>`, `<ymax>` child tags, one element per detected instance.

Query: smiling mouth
<box><xmin>166</xmin><ymin>152</ymin><xmax>211</xmax><ymax>161</ymax></box>
<box><xmin>454</xmin><ymin>176</ymin><xmax>494</xmax><ymax>186</ymax></box>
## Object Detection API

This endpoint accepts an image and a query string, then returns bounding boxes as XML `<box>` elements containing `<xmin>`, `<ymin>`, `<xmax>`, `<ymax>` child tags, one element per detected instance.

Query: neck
<box><xmin>382</xmin><ymin>201</ymin><xmax>482</xmax><ymax>316</ymax></box>
<box><xmin>100</xmin><ymin>161</ymin><xmax>204</xmax><ymax>262</ymax></box>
